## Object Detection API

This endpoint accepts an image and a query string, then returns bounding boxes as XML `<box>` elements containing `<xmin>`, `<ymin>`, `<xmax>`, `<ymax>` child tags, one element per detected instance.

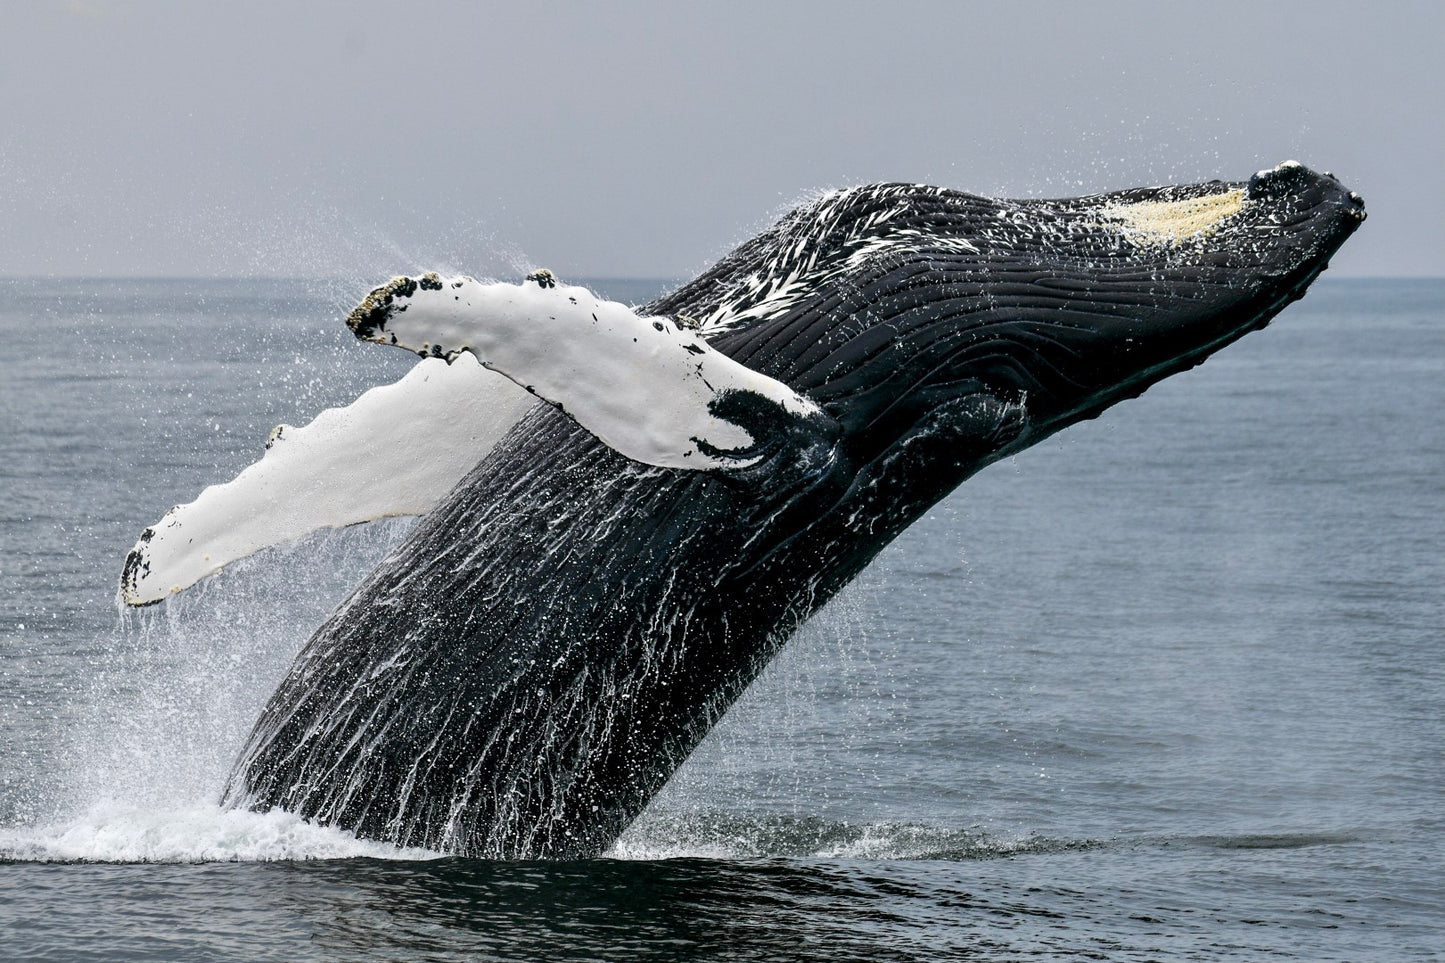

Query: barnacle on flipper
<box><xmin>347</xmin><ymin>275</ymin><xmax>419</xmax><ymax>340</ymax></box>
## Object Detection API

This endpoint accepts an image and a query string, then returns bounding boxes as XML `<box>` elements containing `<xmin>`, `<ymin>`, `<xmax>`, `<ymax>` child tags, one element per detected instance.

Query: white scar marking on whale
<box><xmin>1103</xmin><ymin>189</ymin><xmax>1249</xmax><ymax>247</ymax></box>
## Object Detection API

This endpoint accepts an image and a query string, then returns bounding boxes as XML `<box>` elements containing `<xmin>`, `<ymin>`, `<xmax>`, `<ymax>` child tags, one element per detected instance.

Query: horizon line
<box><xmin>1</xmin><ymin>273</ymin><xmax>1440</xmax><ymax>283</ymax></box>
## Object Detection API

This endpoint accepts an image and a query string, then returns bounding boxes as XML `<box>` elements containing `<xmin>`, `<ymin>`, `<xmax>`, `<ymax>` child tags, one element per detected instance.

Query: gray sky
<box><xmin>3</xmin><ymin>0</ymin><xmax>1441</xmax><ymax>279</ymax></box>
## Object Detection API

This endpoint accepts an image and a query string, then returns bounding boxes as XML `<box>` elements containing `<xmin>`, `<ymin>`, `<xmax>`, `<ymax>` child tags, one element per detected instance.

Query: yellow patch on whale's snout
<box><xmin>1104</xmin><ymin>189</ymin><xmax>1247</xmax><ymax>246</ymax></box>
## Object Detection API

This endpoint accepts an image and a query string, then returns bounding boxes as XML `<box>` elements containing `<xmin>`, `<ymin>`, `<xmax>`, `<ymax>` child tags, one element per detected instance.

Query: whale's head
<box><xmin>660</xmin><ymin>161</ymin><xmax>1365</xmax><ymax>500</ymax></box>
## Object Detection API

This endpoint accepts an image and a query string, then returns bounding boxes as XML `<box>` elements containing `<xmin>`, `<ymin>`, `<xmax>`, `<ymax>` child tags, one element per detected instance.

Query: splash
<box><xmin>0</xmin><ymin>802</ymin><xmax>439</xmax><ymax>863</ymax></box>
<box><xmin>6</xmin><ymin>521</ymin><xmax>422</xmax><ymax>861</ymax></box>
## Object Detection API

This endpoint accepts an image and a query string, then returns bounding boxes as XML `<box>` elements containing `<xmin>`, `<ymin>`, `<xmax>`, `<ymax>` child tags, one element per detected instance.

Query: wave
<box><xmin>611</xmin><ymin>811</ymin><xmax>1101</xmax><ymax>861</ymax></box>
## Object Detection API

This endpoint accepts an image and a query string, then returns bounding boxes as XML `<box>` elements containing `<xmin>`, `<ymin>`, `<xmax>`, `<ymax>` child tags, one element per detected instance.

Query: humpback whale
<box><xmin>121</xmin><ymin>162</ymin><xmax>1364</xmax><ymax>858</ymax></box>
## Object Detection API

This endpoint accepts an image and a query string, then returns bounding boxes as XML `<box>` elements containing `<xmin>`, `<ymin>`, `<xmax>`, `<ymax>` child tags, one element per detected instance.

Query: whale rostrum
<box><xmin>121</xmin><ymin>163</ymin><xmax>1364</xmax><ymax>857</ymax></box>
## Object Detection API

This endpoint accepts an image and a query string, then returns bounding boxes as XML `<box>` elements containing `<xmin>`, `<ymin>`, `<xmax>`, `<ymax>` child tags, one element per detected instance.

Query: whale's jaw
<box><xmin>224</xmin><ymin>165</ymin><xmax>1363</xmax><ymax>858</ymax></box>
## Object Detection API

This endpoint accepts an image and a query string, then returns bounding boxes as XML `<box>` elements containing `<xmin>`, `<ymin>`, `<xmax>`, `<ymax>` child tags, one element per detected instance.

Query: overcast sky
<box><xmin>3</xmin><ymin>0</ymin><xmax>1441</xmax><ymax>279</ymax></box>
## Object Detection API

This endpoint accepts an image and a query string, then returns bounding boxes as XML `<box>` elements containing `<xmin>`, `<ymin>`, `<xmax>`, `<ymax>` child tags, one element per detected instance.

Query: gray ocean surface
<box><xmin>0</xmin><ymin>277</ymin><xmax>1441</xmax><ymax>961</ymax></box>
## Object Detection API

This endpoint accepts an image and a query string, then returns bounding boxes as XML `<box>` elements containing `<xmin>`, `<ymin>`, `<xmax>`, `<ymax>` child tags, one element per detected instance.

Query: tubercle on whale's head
<box><xmin>670</xmin><ymin>162</ymin><xmax>1365</xmax><ymax>482</ymax></box>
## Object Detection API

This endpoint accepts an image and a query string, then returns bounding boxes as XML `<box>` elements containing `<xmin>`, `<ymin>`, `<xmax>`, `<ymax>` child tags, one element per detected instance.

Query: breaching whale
<box><xmin>121</xmin><ymin>162</ymin><xmax>1364</xmax><ymax>858</ymax></box>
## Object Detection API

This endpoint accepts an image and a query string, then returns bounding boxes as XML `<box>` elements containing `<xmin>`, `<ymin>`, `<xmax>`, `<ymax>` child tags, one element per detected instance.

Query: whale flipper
<box><xmin>347</xmin><ymin>272</ymin><xmax>826</xmax><ymax>470</ymax></box>
<box><xmin>121</xmin><ymin>274</ymin><xmax>840</xmax><ymax>606</ymax></box>
<box><xmin>120</xmin><ymin>353</ymin><xmax>534</xmax><ymax>607</ymax></box>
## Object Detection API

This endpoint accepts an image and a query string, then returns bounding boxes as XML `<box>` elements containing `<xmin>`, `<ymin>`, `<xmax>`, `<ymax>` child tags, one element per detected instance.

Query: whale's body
<box><xmin>127</xmin><ymin>165</ymin><xmax>1363</xmax><ymax>858</ymax></box>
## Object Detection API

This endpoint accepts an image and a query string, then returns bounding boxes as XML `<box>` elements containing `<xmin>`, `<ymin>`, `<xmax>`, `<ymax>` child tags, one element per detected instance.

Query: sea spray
<box><xmin>30</xmin><ymin>520</ymin><xmax>418</xmax><ymax>859</ymax></box>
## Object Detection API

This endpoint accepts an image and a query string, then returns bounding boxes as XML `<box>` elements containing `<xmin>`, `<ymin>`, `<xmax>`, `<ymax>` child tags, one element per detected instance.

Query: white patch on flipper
<box><xmin>120</xmin><ymin>354</ymin><xmax>533</xmax><ymax>607</ymax></box>
<box><xmin>348</xmin><ymin>273</ymin><xmax>822</xmax><ymax>470</ymax></box>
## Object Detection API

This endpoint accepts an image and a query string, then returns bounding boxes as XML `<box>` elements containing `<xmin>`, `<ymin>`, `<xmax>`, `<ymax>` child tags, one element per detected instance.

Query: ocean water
<box><xmin>0</xmin><ymin>277</ymin><xmax>1441</xmax><ymax>961</ymax></box>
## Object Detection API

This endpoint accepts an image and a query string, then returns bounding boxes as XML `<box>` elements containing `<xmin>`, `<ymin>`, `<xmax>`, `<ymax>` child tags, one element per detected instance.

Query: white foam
<box><xmin>0</xmin><ymin>801</ymin><xmax>441</xmax><ymax>863</ymax></box>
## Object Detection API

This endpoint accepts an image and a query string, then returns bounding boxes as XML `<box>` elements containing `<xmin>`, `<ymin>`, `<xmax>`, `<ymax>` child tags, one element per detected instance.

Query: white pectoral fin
<box><xmin>347</xmin><ymin>271</ymin><xmax>825</xmax><ymax>470</ymax></box>
<box><xmin>120</xmin><ymin>354</ymin><xmax>534</xmax><ymax>607</ymax></box>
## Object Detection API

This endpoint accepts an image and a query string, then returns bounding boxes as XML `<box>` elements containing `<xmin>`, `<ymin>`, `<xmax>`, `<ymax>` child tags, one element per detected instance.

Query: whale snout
<box><xmin>1248</xmin><ymin>160</ymin><xmax>1367</xmax><ymax>223</ymax></box>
